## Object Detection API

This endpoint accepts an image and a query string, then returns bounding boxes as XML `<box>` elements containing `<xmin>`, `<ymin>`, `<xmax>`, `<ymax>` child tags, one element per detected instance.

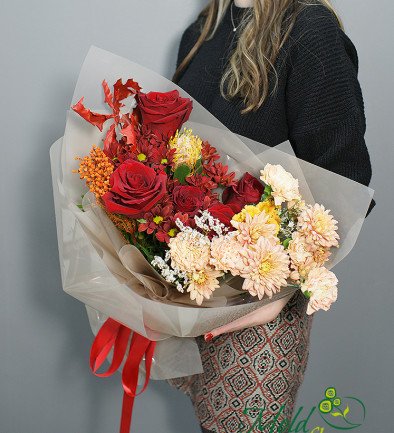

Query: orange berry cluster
<box><xmin>73</xmin><ymin>145</ymin><xmax>114</xmax><ymax>198</ymax></box>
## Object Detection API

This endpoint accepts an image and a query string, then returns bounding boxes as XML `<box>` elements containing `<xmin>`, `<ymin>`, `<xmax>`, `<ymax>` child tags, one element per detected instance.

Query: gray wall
<box><xmin>1</xmin><ymin>1</ymin><xmax>393</xmax><ymax>432</ymax></box>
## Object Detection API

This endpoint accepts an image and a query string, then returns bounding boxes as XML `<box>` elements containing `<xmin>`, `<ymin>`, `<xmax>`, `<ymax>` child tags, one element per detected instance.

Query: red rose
<box><xmin>208</xmin><ymin>204</ymin><xmax>235</xmax><ymax>227</ymax></box>
<box><xmin>222</xmin><ymin>172</ymin><xmax>264</xmax><ymax>213</ymax></box>
<box><xmin>172</xmin><ymin>185</ymin><xmax>204</xmax><ymax>215</ymax></box>
<box><xmin>102</xmin><ymin>160</ymin><xmax>167</xmax><ymax>217</ymax></box>
<box><xmin>137</xmin><ymin>90</ymin><xmax>193</xmax><ymax>139</ymax></box>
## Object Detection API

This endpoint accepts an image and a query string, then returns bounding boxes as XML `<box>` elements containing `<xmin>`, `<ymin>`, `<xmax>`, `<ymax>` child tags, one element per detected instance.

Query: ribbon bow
<box><xmin>90</xmin><ymin>318</ymin><xmax>156</xmax><ymax>433</ymax></box>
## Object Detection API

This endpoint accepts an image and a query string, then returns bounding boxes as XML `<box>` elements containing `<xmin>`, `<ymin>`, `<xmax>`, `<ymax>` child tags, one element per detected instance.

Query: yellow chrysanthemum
<box><xmin>232</xmin><ymin>201</ymin><xmax>281</xmax><ymax>234</ymax></box>
<box><xmin>168</xmin><ymin>127</ymin><xmax>202</xmax><ymax>169</ymax></box>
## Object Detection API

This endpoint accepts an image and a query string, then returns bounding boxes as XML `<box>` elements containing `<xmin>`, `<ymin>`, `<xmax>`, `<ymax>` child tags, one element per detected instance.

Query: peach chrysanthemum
<box><xmin>210</xmin><ymin>235</ymin><xmax>242</xmax><ymax>274</ymax></box>
<box><xmin>231</xmin><ymin>211</ymin><xmax>278</xmax><ymax>246</ymax></box>
<box><xmin>169</xmin><ymin>230</ymin><xmax>210</xmax><ymax>273</ymax></box>
<box><xmin>168</xmin><ymin>127</ymin><xmax>202</xmax><ymax>170</ymax></box>
<box><xmin>301</xmin><ymin>267</ymin><xmax>338</xmax><ymax>315</ymax></box>
<box><xmin>187</xmin><ymin>267</ymin><xmax>223</xmax><ymax>305</ymax></box>
<box><xmin>260</xmin><ymin>163</ymin><xmax>301</xmax><ymax>206</ymax></box>
<box><xmin>288</xmin><ymin>232</ymin><xmax>332</xmax><ymax>282</ymax></box>
<box><xmin>310</xmin><ymin>245</ymin><xmax>331</xmax><ymax>266</ymax></box>
<box><xmin>297</xmin><ymin>204</ymin><xmax>339</xmax><ymax>248</ymax></box>
<box><xmin>239</xmin><ymin>237</ymin><xmax>290</xmax><ymax>299</ymax></box>
<box><xmin>306</xmin><ymin>286</ymin><xmax>338</xmax><ymax>315</ymax></box>
<box><xmin>73</xmin><ymin>145</ymin><xmax>113</xmax><ymax>198</ymax></box>
<box><xmin>288</xmin><ymin>232</ymin><xmax>312</xmax><ymax>266</ymax></box>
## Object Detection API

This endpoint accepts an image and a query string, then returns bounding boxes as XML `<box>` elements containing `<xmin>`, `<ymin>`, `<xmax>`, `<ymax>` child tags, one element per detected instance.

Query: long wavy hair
<box><xmin>172</xmin><ymin>0</ymin><xmax>343</xmax><ymax>114</ymax></box>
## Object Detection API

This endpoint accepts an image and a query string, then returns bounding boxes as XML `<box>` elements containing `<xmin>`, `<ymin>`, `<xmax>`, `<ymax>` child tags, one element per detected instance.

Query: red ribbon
<box><xmin>90</xmin><ymin>318</ymin><xmax>156</xmax><ymax>433</ymax></box>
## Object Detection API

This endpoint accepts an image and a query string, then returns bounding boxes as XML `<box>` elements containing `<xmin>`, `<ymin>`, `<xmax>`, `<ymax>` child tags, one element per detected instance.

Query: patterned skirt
<box><xmin>167</xmin><ymin>289</ymin><xmax>314</xmax><ymax>433</ymax></box>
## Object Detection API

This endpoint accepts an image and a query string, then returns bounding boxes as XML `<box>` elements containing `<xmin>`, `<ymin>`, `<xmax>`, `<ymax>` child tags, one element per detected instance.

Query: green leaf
<box><xmin>195</xmin><ymin>158</ymin><xmax>203</xmax><ymax>174</ymax></box>
<box><xmin>283</xmin><ymin>238</ymin><xmax>291</xmax><ymax>249</ymax></box>
<box><xmin>137</xmin><ymin>218</ymin><xmax>147</xmax><ymax>223</ymax></box>
<box><xmin>343</xmin><ymin>405</ymin><xmax>350</xmax><ymax>417</ymax></box>
<box><xmin>174</xmin><ymin>164</ymin><xmax>191</xmax><ymax>184</ymax></box>
<box><xmin>331</xmin><ymin>411</ymin><xmax>343</xmax><ymax>417</ymax></box>
<box><xmin>264</xmin><ymin>184</ymin><xmax>272</xmax><ymax>196</ymax></box>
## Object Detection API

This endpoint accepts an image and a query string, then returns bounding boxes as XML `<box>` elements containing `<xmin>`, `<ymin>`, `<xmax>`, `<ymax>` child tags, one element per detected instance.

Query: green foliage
<box><xmin>195</xmin><ymin>158</ymin><xmax>203</xmax><ymax>174</ymax></box>
<box><xmin>174</xmin><ymin>164</ymin><xmax>191</xmax><ymax>184</ymax></box>
<box><xmin>261</xmin><ymin>184</ymin><xmax>272</xmax><ymax>201</ymax></box>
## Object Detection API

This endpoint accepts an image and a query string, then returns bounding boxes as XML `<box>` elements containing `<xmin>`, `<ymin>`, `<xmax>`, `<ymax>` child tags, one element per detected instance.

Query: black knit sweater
<box><xmin>174</xmin><ymin>2</ymin><xmax>375</xmax><ymax>217</ymax></box>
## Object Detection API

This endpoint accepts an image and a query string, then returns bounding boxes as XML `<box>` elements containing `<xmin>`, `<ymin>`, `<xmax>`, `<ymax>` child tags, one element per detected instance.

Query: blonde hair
<box><xmin>173</xmin><ymin>0</ymin><xmax>343</xmax><ymax>114</ymax></box>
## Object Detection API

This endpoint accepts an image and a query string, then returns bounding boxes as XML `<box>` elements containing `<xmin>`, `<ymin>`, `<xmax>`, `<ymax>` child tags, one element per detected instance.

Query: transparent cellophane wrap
<box><xmin>50</xmin><ymin>46</ymin><xmax>374</xmax><ymax>381</ymax></box>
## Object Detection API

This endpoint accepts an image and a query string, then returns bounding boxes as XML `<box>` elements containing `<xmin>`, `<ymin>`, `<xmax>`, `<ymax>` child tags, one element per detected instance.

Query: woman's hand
<box><xmin>203</xmin><ymin>293</ymin><xmax>293</xmax><ymax>341</ymax></box>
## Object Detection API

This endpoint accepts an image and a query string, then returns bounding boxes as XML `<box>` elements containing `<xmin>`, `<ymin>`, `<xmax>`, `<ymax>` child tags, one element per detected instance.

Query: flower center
<box><xmin>161</xmin><ymin>158</ymin><xmax>168</xmax><ymax>164</ymax></box>
<box><xmin>258</xmin><ymin>256</ymin><xmax>273</xmax><ymax>276</ymax></box>
<box><xmin>168</xmin><ymin>228</ymin><xmax>177</xmax><ymax>237</ymax></box>
<box><xmin>314</xmin><ymin>216</ymin><xmax>326</xmax><ymax>233</ymax></box>
<box><xmin>192</xmin><ymin>270</ymin><xmax>207</xmax><ymax>285</ymax></box>
<box><xmin>137</xmin><ymin>153</ymin><xmax>147</xmax><ymax>161</ymax></box>
<box><xmin>153</xmin><ymin>215</ymin><xmax>164</xmax><ymax>225</ymax></box>
<box><xmin>250</xmin><ymin>226</ymin><xmax>264</xmax><ymax>242</ymax></box>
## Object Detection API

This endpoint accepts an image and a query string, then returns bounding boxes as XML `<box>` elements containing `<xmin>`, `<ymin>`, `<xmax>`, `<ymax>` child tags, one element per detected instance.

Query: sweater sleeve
<box><xmin>285</xmin><ymin>6</ymin><xmax>375</xmax><ymax>217</ymax></box>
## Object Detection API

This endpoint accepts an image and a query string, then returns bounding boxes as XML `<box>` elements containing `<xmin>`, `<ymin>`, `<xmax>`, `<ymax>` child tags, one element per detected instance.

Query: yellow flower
<box><xmin>232</xmin><ymin>201</ymin><xmax>281</xmax><ymax>234</ymax></box>
<box><xmin>168</xmin><ymin>128</ymin><xmax>202</xmax><ymax>169</ymax></box>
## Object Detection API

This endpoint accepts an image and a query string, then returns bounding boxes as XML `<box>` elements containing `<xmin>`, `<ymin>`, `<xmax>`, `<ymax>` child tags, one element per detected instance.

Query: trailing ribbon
<box><xmin>90</xmin><ymin>318</ymin><xmax>156</xmax><ymax>433</ymax></box>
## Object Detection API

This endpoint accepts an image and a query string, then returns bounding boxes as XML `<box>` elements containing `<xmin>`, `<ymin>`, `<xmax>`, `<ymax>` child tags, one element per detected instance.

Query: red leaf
<box><xmin>102</xmin><ymin>80</ymin><xmax>115</xmax><ymax>110</ymax></box>
<box><xmin>71</xmin><ymin>97</ymin><xmax>113</xmax><ymax>131</ymax></box>
<box><xmin>103</xmin><ymin>123</ymin><xmax>117</xmax><ymax>156</ymax></box>
<box><xmin>113</xmin><ymin>78</ymin><xmax>141</xmax><ymax>104</ymax></box>
<box><xmin>121</xmin><ymin>123</ymin><xmax>137</xmax><ymax>145</ymax></box>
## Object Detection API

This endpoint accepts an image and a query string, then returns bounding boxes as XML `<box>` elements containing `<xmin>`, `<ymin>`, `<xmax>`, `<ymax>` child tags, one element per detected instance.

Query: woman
<box><xmin>167</xmin><ymin>1</ymin><xmax>375</xmax><ymax>432</ymax></box>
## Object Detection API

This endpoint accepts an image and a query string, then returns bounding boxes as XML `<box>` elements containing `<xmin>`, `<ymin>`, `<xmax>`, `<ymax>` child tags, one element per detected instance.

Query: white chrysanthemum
<box><xmin>297</xmin><ymin>203</ymin><xmax>339</xmax><ymax>248</ymax></box>
<box><xmin>239</xmin><ymin>237</ymin><xmax>290</xmax><ymax>300</ymax></box>
<box><xmin>260</xmin><ymin>163</ymin><xmax>301</xmax><ymax>206</ymax></box>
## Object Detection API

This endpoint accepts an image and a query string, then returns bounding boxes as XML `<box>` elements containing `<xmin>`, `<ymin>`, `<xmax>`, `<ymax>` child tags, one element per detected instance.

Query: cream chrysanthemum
<box><xmin>301</xmin><ymin>267</ymin><xmax>338</xmax><ymax>315</ymax></box>
<box><xmin>239</xmin><ymin>237</ymin><xmax>290</xmax><ymax>299</ymax></box>
<box><xmin>169</xmin><ymin>230</ymin><xmax>210</xmax><ymax>272</ymax></box>
<box><xmin>231</xmin><ymin>211</ymin><xmax>278</xmax><ymax>246</ymax></box>
<box><xmin>260</xmin><ymin>163</ymin><xmax>301</xmax><ymax>206</ymax></box>
<box><xmin>187</xmin><ymin>267</ymin><xmax>223</xmax><ymax>305</ymax></box>
<box><xmin>297</xmin><ymin>204</ymin><xmax>339</xmax><ymax>248</ymax></box>
<box><xmin>210</xmin><ymin>235</ymin><xmax>242</xmax><ymax>274</ymax></box>
<box><xmin>168</xmin><ymin>128</ymin><xmax>202</xmax><ymax>169</ymax></box>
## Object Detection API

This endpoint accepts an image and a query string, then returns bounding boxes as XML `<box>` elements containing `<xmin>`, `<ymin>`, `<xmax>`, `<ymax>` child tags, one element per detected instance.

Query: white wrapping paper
<box><xmin>50</xmin><ymin>46</ymin><xmax>374</xmax><ymax>380</ymax></box>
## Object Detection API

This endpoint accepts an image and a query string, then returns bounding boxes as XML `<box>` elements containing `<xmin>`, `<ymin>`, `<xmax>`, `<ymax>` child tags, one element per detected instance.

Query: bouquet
<box><xmin>71</xmin><ymin>76</ymin><xmax>340</xmax><ymax>314</ymax></box>
<box><xmin>50</xmin><ymin>46</ymin><xmax>374</xmax><ymax>433</ymax></box>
